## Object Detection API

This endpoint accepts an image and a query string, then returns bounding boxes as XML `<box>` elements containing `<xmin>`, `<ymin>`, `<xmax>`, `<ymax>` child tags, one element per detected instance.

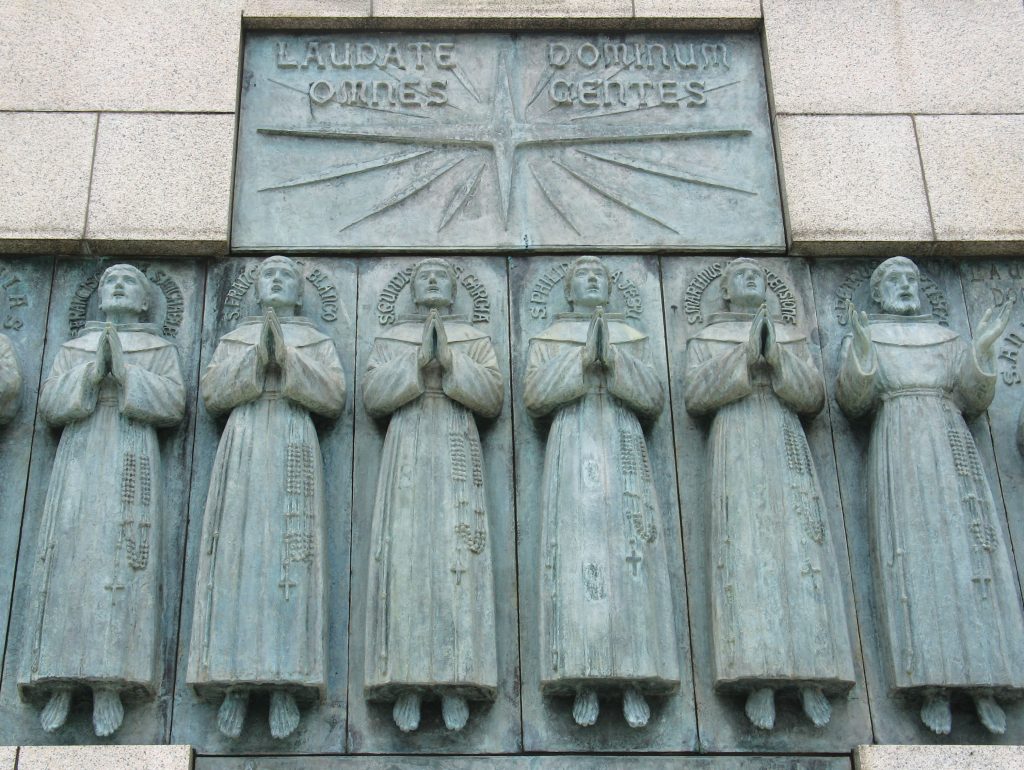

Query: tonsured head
<box><xmin>98</xmin><ymin>264</ymin><xmax>153</xmax><ymax>321</ymax></box>
<box><xmin>564</xmin><ymin>255</ymin><xmax>611</xmax><ymax>310</ymax></box>
<box><xmin>411</xmin><ymin>258</ymin><xmax>457</xmax><ymax>310</ymax></box>
<box><xmin>870</xmin><ymin>256</ymin><xmax>921</xmax><ymax>315</ymax></box>
<box><xmin>256</xmin><ymin>255</ymin><xmax>303</xmax><ymax>314</ymax></box>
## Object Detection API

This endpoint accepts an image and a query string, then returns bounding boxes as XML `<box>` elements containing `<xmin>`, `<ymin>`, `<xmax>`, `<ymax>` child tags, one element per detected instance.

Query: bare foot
<box><xmin>217</xmin><ymin>689</ymin><xmax>249</xmax><ymax>739</ymax></box>
<box><xmin>920</xmin><ymin>691</ymin><xmax>952</xmax><ymax>735</ymax></box>
<box><xmin>393</xmin><ymin>690</ymin><xmax>422</xmax><ymax>733</ymax></box>
<box><xmin>92</xmin><ymin>687</ymin><xmax>124</xmax><ymax>737</ymax></box>
<box><xmin>623</xmin><ymin>685</ymin><xmax>650</xmax><ymax>728</ymax></box>
<box><xmin>269</xmin><ymin>690</ymin><xmax>300</xmax><ymax>739</ymax></box>
<box><xmin>745</xmin><ymin>687</ymin><xmax>775</xmax><ymax>730</ymax></box>
<box><xmin>800</xmin><ymin>686</ymin><xmax>832</xmax><ymax>728</ymax></box>
<box><xmin>975</xmin><ymin>694</ymin><xmax>1006</xmax><ymax>735</ymax></box>
<box><xmin>441</xmin><ymin>692</ymin><xmax>469</xmax><ymax>731</ymax></box>
<box><xmin>572</xmin><ymin>688</ymin><xmax>599</xmax><ymax>727</ymax></box>
<box><xmin>40</xmin><ymin>687</ymin><xmax>72</xmax><ymax>733</ymax></box>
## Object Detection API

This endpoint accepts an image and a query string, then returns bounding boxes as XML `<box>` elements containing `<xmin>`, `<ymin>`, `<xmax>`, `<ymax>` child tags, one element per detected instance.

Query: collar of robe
<box><xmin>867</xmin><ymin>312</ymin><xmax>936</xmax><ymax>323</ymax></box>
<box><xmin>532</xmin><ymin>316</ymin><xmax>648</xmax><ymax>345</ymax></box>
<box><xmin>379</xmin><ymin>317</ymin><xmax>489</xmax><ymax>344</ymax></box>
<box><xmin>695</xmin><ymin>313</ymin><xmax>806</xmax><ymax>344</ymax></box>
<box><xmin>866</xmin><ymin>315</ymin><xmax>959</xmax><ymax>347</ymax></box>
<box><xmin>68</xmin><ymin>321</ymin><xmax>170</xmax><ymax>353</ymax></box>
<box><xmin>239</xmin><ymin>315</ymin><xmax>315</xmax><ymax>327</ymax></box>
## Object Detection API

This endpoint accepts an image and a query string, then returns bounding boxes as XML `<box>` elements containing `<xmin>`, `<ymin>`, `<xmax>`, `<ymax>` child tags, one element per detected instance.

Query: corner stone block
<box><xmin>0</xmin><ymin>748</ymin><xmax>13</xmax><ymax>770</ymax></box>
<box><xmin>0</xmin><ymin>1</ymin><xmax>242</xmax><ymax>112</ymax></box>
<box><xmin>633</xmin><ymin>0</ymin><xmax>760</xmax><ymax>27</ymax></box>
<box><xmin>0</xmin><ymin>112</ymin><xmax>96</xmax><ymax>254</ymax></box>
<box><xmin>916</xmin><ymin>115</ymin><xmax>1024</xmax><ymax>252</ymax></box>
<box><xmin>86</xmin><ymin>113</ymin><xmax>235</xmax><ymax>256</ymax></box>
<box><xmin>855</xmin><ymin>745</ymin><xmax>1024</xmax><ymax>770</ymax></box>
<box><xmin>776</xmin><ymin>115</ymin><xmax>933</xmax><ymax>255</ymax></box>
<box><xmin>763</xmin><ymin>0</ymin><xmax>1024</xmax><ymax>115</ymax></box>
<box><xmin>242</xmin><ymin>0</ymin><xmax>371</xmax><ymax>26</ymax></box>
<box><xmin>16</xmin><ymin>745</ymin><xmax>192</xmax><ymax>770</ymax></box>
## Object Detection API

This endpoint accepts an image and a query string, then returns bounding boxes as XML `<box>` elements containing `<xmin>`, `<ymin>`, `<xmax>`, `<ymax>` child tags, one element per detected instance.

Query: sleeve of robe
<box><xmin>606</xmin><ymin>338</ymin><xmax>663</xmax><ymax>420</ymax></box>
<box><xmin>39</xmin><ymin>346</ymin><xmax>101</xmax><ymax>426</ymax></box>
<box><xmin>363</xmin><ymin>338</ymin><xmax>424</xmax><ymax>418</ymax></box>
<box><xmin>441</xmin><ymin>337</ymin><xmax>503</xmax><ymax>419</ymax></box>
<box><xmin>835</xmin><ymin>335</ymin><xmax>879</xmax><ymax>419</ymax></box>
<box><xmin>201</xmin><ymin>338</ymin><xmax>264</xmax><ymax>417</ymax></box>
<box><xmin>953</xmin><ymin>337</ymin><xmax>997</xmax><ymax>418</ymax></box>
<box><xmin>282</xmin><ymin>338</ymin><xmax>347</xmax><ymax>418</ymax></box>
<box><xmin>119</xmin><ymin>343</ymin><xmax>186</xmax><ymax>427</ymax></box>
<box><xmin>683</xmin><ymin>337</ymin><xmax>753</xmax><ymax>417</ymax></box>
<box><xmin>768</xmin><ymin>340</ymin><xmax>825</xmax><ymax>417</ymax></box>
<box><xmin>0</xmin><ymin>335</ymin><xmax>22</xmax><ymax>425</ymax></box>
<box><xmin>523</xmin><ymin>338</ymin><xmax>589</xmax><ymax>419</ymax></box>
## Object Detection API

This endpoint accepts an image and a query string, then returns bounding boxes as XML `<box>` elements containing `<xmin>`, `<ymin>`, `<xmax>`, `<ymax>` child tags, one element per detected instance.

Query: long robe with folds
<box><xmin>187</xmin><ymin>317</ymin><xmax>345</xmax><ymax>702</ymax></box>
<box><xmin>19</xmin><ymin>322</ymin><xmax>184</xmax><ymax>701</ymax></box>
<box><xmin>526</xmin><ymin>315</ymin><xmax>680</xmax><ymax>696</ymax></box>
<box><xmin>685</xmin><ymin>315</ymin><xmax>856</xmax><ymax>694</ymax></box>
<box><xmin>363</xmin><ymin>318</ymin><xmax>502</xmax><ymax>702</ymax></box>
<box><xmin>837</xmin><ymin>316</ymin><xmax>1024</xmax><ymax>694</ymax></box>
<box><xmin>0</xmin><ymin>333</ymin><xmax>22</xmax><ymax>424</ymax></box>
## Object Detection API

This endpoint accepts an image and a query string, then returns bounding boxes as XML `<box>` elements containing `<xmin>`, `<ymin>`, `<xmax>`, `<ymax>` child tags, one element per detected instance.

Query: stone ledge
<box><xmin>855</xmin><ymin>745</ymin><xmax>1024</xmax><ymax>770</ymax></box>
<box><xmin>16</xmin><ymin>745</ymin><xmax>192</xmax><ymax>770</ymax></box>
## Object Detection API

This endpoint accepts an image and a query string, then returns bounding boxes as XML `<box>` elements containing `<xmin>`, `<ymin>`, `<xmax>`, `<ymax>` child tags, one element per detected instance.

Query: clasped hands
<box><xmin>256</xmin><ymin>308</ymin><xmax>288</xmax><ymax>369</ymax></box>
<box><xmin>418</xmin><ymin>309</ymin><xmax>453</xmax><ymax>371</ymax></box>
<box><xmin>90</xmin><ymin>323</ymin><xmax>127</xmax><ymax>385</ymax></box>
<box><xmin>746</xmin><ymin>303</ymin><xmax>780</xmax><ymax>369</ymax></box>
<box><xmin>582</xmin><ymin>307</ymin><xmax>614</xmax><ymax>372</ymax></box>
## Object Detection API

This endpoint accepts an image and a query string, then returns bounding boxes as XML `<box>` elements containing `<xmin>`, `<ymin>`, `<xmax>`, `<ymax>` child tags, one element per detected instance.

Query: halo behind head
<box><xmin>564</xmin><ymin>255</ymin><xmax>611</xmax><ymax>305</ymax></box>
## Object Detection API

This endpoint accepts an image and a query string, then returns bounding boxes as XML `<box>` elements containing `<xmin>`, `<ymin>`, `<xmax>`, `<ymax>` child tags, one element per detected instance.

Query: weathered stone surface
<box><xmin>232</xmin><ymin>32</ymin><xmax>783</xmax><ymax>252</ymax></box>
<box><xmin>855</xmin><ymin>744</ymin><xmax>1024</xmax><ymax>770</ymax></box>
<box><xmin>372</xmin><ymin>0</ymin><xmax>631</xmax><ymax>19</ymax></box>
<box><xmin>634</xmin><ymin>0</ymin><xmax>760</xmax><ymax>25</ymax></box>
<box><xmin>87</xmin><ymin>114</ymin><xmax>234</xmax><ymax>256</ymax></box>
<box><xmin>16</xmin><ymin>744</ymin><xmax>192</xmax><ymax>770</ymax></box>
<box><xmin>0</xmin><ymin>259</ymin><xmax>204</xmax><ymax>745</ymax></box>
<box><xmin>916</xmin><ymin>116</ymin><xmax>1024</xmax><ymax>250</ymax></box>
<box><xmin>810</xmin><ymin>258</ymin><xmax>1024</xmax><ymax>744</ymax></box>
<box><xmin>0</xmin><ymin>747</ymin><xmax>12</xmax><ymax>770</ymax></box>
<box><xmin>0</xmin><ymin>259</ymin><xmax>52</xmax><ymax>681</ymax></box>
<box><xmin>347</xmin><ymin>257</ymin><xmax>520</xmax><ymax>753</ymax></box>
<box><xmin>0</xmin><ymin>113</ymin><xmax>95</xmax><ymax>253</ymax></box>
<box><xmin>243</xmin><ymin>0</ymin><xmax>370</xmax><ymax>26</ymax></box>
<box><xmin>196</xmin><ymin>755</ymin><xmax>851</xmax><ymax>769</ymax></box>
<box><xmin>171</xmin><ymin>257</ymin><xmax>355</xmax><ymax>753</ymax></box>
<box><xmin>959</xmin><ymin>261</ymin><xmax>1024</xmax><ymax>627</ymax></box>
<box><xmin>512</xmin><ymin>256</ymin><xmax>696</xmax><ymax>752</ymax></box>
<box><xmin>763</xmin><ymin>0</ymin><xmax>1024</xmax><ymax>115</ymax></box>
<box><xmin>777</xmin><ymin>116</ymin><xmax>933</xmax><ymax>255</ymax></box>
<box><xmin>0</xmin><ymin>1</ymin><xmax>241</xmax><ymax>112</ymax></box>
<box><xmin>663</xmin><ymin>256</ymin><xmax>871</xmax><ymax>751</ymax></box>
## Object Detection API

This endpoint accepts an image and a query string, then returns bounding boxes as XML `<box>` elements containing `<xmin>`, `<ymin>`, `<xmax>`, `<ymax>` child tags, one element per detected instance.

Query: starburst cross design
<box><xmin>258</xmin><ymin>50</ymin><xmax>755</xmax><ymax>234</ymax></box>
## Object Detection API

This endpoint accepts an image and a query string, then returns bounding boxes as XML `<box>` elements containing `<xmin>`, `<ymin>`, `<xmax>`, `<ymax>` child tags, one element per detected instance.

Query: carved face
<box><xmin>98</xmin><ymin>266</ymin><xmax>149</xmax><ymax>318</ymax></box>
<box><xmin>569</xmin><ymin>260</ymin><xmax>610</xmax><ymax>309</ymax></box>
<box><xmin>412</xmin><ymin>262</ymin><xmax>454</xmax><ymax>309</ymax></box>
<box><xmin>873</xmin><ymin>262</ymin><xmax>921</xmax><ymax>315</ymax></box>
<box><xmin>257</xmin><ymin>260</ymin><xmax>302</xmax><ymax>311</ymax></box>
<box><xmin>722</xmin><ymin>263</ymin><xmax>766</xmax><ymax>307</ymax></box>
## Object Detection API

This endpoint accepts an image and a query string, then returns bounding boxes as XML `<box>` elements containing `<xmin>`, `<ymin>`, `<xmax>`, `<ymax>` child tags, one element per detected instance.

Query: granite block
<box><xmin>0</xmin><ymin>113</ymin><xmax>95</xmax><ymax>253</ymax></box>
<box><xmin>855</xmin><ymin>744</ymin><xmax>1024</xmax><ymax>770</ymax></box>
<box><xmin>777</xmin><ymin>115</ymin><xmax>933</xmax><ymax>255</ymax></box>
<box><xmin>243</xmin><ymin>0</ymin><xmax>370</xmax><ymax>27</ymax></box>
<box><xmin>372</xmin><ymin>0</ymin><xmax>632</xmax><ymax>20</ymax></box>
<box><xmin>917</xmin><ymin>116</ymin><xmax>1024</xmax><ymax>249</ymax></box>
<box><xmin>86</xmin><ymin>114</ymin><xmax>235</xmax><ymax>256</ymax></box>
<box><xmin>0</xmin><ymin>747</ymin><xmax>13</xmax><ymax>769</ymax></box>
<box><xmin>0</xmin><ymin>1</ymin><xmax>241</xmax><ymax>112</ymax></box>
<box><xmin>763</xmin><ymin>0</ymin><xmax>1024</xmax><ymax>115</ymax></box>
<box><xmin>16</xmin><ymin>744</ymin><xmax>192</xmax><ymax>770</ymax></box>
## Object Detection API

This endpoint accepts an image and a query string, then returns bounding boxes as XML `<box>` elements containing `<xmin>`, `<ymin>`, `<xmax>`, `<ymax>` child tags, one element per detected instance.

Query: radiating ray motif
<box><xmin>340</xmin><ymin>157</ymin><xmax>465</xmax><ymax>232</ymax></box>
<box><xmin>552</xmin><ymin>159</ymin><xmax>680</xmax><ymax>234</ymax></box>
<box><xmin>258</xmin><ymin>47</ymin><xmax>758</xmax><ymax>235</ymax></box>
<box><xmin>258</xmin><ymin>149</ymin><xmax>433</xmax><ymax>192</ymax></box>
<box><xmin>575</xmin><ymin>148</ymin><xmax>758</xmax><ymax>195</ymax></box>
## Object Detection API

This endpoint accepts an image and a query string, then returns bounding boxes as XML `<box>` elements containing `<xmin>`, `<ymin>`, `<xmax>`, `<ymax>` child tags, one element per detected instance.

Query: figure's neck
<box><xmin>415</xmin><ymin>302</ymin><xmax>453</xmax><ymax>314</ymax></box>
<box><xmin>726</xmin><ymin>300</ymin><xmax>762</xmax><ymax>314</ymax></box>
<box><xmin>103</xmin><ymin>311</ymin><xmax>142</xmax><ymax>325</ymax></box>
<box><xmin>261</xmin><ymin>303</ymin><xmax>295</xmax><ymax>318</ymax></box>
